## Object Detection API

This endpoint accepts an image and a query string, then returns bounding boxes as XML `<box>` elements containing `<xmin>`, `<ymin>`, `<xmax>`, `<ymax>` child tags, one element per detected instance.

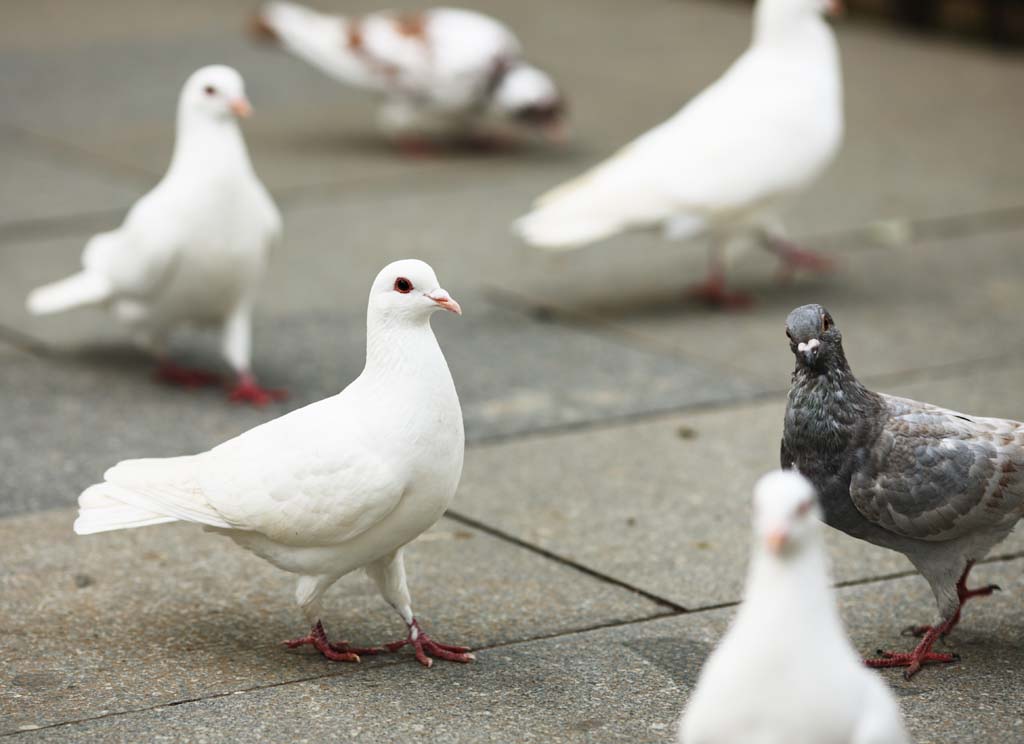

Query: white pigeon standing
<box><xmin>678</xmin><ymin>471</ymin><xmax>911</xmax><ymax>744</ymax></box>
<box><xmin>74</xmin><ymin>259</ymin><xmax>472</xmax><ymax>666</ymax></box>
<box><xmin>26</xmin><ymin>65</ymin><xmax>285</xmax><ymax>405</ymax></box>
<box><xmin>253</xmin><ymin>3</ymin><xmax>566</xmax><ymax>150</ymax></box>
<box><xmin>515</xmin><ymin>0</ymin><xmax>844</xmax><ymax>307</ymax></box>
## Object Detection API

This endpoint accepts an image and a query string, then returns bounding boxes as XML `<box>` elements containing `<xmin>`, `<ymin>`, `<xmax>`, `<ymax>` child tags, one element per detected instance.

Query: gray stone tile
<box><xmin>517</xmin><ymin>227</ymin><xmax>1024</xmax><ymax>391</ymax></box>
<box><xmin>0</xmin><ymin>134</ymin><xmax>141</xmax><ymax>228</ymax></box>
<box><xmin>456</xmin><ymin>363</ymin><xmax>1024</xmax><ymax>609</ymax></box>
<box><xmin>10</xmin><ymin>558</ymin><xmax>1024</xmax><ymax>743</ymax></box>
<box><xmin>0</xmin><ymin>507</ymin><xmax>663</xmax><ymax>735</ymax></box>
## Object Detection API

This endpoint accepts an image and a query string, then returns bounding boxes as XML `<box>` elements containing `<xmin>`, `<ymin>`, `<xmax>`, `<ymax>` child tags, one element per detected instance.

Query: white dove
<box><xmin>678</xmin><ymin>471</ymin><xmax>910</xmax><ymax>744</ymax></box>
<box><xmin>254</xmin><ymin>3</ymin><xmax>565</xmax><ymax>150</ymax></box>
<box><xmin>26</xmin><ymin>65</ymin><xmax>285</xmax><ymax>405</ymax></box>
<box><xmin>74</xmin><ymin>259</ymin><xmax>473</xmax><ymax>667</ymax></box>
<box><xmin>515</xmin><ymin>0</ymin><xmax>844</xmax><ymax>307</ymax></box>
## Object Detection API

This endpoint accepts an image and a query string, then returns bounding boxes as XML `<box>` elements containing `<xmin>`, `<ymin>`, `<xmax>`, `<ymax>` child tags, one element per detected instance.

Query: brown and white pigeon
<box><xmin>254</xmin><ymin>3</ymin><xmax>565</xmax><ymax>148</ymax></box>
<box><xmin>781</xmin><ymin>303</ymin><xmax>1024</xmax><ymax>678</ymax></box>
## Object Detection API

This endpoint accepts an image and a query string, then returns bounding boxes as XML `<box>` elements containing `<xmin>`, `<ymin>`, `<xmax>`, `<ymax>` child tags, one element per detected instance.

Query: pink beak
<box><xmin>230</xmin><ymin>98</ymin><xmax>253</xmax><ymax>118</ymax></box>
<box><xmin>766</xmin><ymin>530</ymin><xmax>789</xmax><ymax>555</ymax></box>
<box><xmin>427</xmin><ymin>289</ymin><xmax>462</xmax><ymax>316</ymax></box>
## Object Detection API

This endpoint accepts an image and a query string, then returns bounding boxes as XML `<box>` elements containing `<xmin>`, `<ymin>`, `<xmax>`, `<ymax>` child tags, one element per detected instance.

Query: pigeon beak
<box><xmin>230</xmin><ymin>98</ymin><xmax>253</xmax><ymax>118</ymax></box>
<box><xmin>797</xmin><ymin>338</ymin><xmax>820</xmax><ymax>365</ymax></box>
<box><xmin>824</xmin><ymin>0</ymin><xmax>845</xmax><ymax>17</ymax></box>
<box><xmin>427</xmin><ymin>289</ymin><xmax>462</xmax><ymax>316</ymax></box>
<box><xmin>766</xmin><ymin>530</ymin><xmax>789</xmax><ymax>555</ymax></box>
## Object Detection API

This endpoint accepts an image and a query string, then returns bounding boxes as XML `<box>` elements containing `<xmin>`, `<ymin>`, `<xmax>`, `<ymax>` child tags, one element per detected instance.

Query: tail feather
<box><xmin>74</xmin><ymin>455</ymin><xmax>232</xmax><ymax>536</ymax></box>
<box><xmin>26</xmin><ymin>271</ymin><xmax>112</xmax><ymax>315</ymax></box>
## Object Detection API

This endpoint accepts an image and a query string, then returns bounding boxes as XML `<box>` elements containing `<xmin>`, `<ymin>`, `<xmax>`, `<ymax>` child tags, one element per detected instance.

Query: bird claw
<box><xmin>156</xmin><ymin>362</ymin><xmax>221</xmax><ymax>388</ymax></box>
<box><xmin>684</xmin><ymin>277</ymin><xmax>753</xmax><ymax>310</ymax></box>
<box><xmin>867</xmin><ymin>648</ymin><xmax>959</xmax><ymax>679</ymax></box>
<box><xmin>284</xmin><ymin>621</ymin><xmax>381</xmax><ymax>663</ymax></box>
<box><xmin>384</xmin><ymin>619</ymin><xmax>475</xmax><ymax>668</ymax></box>
<box><xmin>228</xmin><ymin>374</ymin><xmax>287</xmax><ymax>406</ymax></box>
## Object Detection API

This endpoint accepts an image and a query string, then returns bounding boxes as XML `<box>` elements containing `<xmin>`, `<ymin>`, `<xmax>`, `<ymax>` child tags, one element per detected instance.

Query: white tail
<box><xmin>26</xmin><ymin>271</ymin><xmax>111</xmax><ymax>315</ymax></box>
<box><xmin>74</xmin><ymin>455</ymin><xmax>232</xmax><ymax>536</ymax></box>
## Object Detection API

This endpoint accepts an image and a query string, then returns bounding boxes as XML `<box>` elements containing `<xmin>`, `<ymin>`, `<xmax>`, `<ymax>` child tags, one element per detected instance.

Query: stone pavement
<box><xmin>2</xmin><ymin>0</ymin><xmax>1023</xmax><ymax>741</ymax></box>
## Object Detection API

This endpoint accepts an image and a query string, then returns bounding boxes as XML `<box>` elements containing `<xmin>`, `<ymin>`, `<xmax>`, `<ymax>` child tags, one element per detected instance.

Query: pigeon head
<box><xmin>181</xmin><ymin>65</ymin><xmax>253</xmax><ymax>121</ymax></box>
<box><xmin>368</xmin><ymin>259</ymin><xmax>462</xmax><ymax>323</ymax></box>
<box><xmin>753</xmin><ymin>470</ymin><xmax>822</xmax><ymax>557</ymax></box>
<box><xmin>492</xmin><ymin>64</ymin><xmax>567</xmax><ymax>142</ymax></box>
<box><xmin>784</xmin><ymin>303</ymin><xmax>843</xmax><ymax>372</ymax></box>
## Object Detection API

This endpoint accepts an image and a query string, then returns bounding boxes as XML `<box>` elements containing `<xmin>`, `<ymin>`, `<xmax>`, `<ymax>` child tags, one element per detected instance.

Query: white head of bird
<box><xmin>179</xmin><ymin>65</ymin><xmax>253</xmax><ymax>122</ymax></box>
<box><xmin>491</xmin><ymin>63</ymin><xmax>566</xmax><ymax>140</ymax></box>
<box><xmin>367</xmin><ymin>259</ymin><xmax>462</xmax><ymax>324</ymax></box>
<box><xmin>752</xmin><ymin>470</ymin><xmax>823</xmax><ymax>559</ymax></box>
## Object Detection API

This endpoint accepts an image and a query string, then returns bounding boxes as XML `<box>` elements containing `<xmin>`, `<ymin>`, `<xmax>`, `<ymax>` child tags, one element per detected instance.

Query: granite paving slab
<box><xmin>9</xmin><ymin>557</ymin><xmax>1022</xmax><ymax>743</ymax></box>
<box><xmin>0</xmin><ymin>508</ymin><xmax>664</xmax><ymax>736</ymax></box>
<box><xmin>455</xmin><ymin>362</ymin><xmax>1024</xmax><ymax>608</ymax></box>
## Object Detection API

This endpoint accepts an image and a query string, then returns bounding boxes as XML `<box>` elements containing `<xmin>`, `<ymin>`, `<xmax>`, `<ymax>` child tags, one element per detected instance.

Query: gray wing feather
<box><xmin>849</xmin><ymin>395</ymin><xmax>1024</xmax><ymax>541</ymax></box>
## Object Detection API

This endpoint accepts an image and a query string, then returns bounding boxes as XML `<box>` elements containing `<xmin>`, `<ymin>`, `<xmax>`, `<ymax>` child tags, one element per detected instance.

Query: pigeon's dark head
<box><xmin>784</xmin><ymin>304</ymin><xmax>843</xmax><ymax>372</ymax></box>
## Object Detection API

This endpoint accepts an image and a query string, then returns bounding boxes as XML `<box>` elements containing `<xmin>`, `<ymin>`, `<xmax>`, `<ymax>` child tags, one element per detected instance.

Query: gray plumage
<box><xmin>781</xmin><ymin>303</ymin><xmax>1024</xmax><ymax>675</ymax></box>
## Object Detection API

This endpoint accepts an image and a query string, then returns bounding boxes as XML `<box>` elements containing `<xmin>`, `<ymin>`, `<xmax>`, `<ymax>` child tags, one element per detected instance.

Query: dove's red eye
<box><xmin>394</xmin><ymin>277</ymin><xmax>413</xmax><ymax>293</ymax></box>
<box><xmin>204</xmin><ymin>85</ymin><xmax>217</xmax><ymax>96</ymax></box>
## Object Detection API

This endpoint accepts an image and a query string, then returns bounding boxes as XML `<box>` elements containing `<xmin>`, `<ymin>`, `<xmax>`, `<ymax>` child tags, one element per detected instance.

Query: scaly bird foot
<box><xmin>685</xmin><ymin>276</ymin><xmax>753</xmax><ymax>310</ymax></box>
<box><xmin>284</xmin><ymin>621</ymin><xmax>383</xmax><ymax>663</ymax></box>
<box><xmin>228</xmin><ymin>373</ymin><xmax>287</xmax><ymax>406</ymax></box>
<box><xmin>866</xmin><ymin>625</ymin><xmax>959</xmax><ymax>679</ymax></box>
<box><xmin>384</xmin><ymin>618</ymin><xmax>474</xmax><ymax>668</ymax></box>
<box><xmin>156</xmin><ymin>361</ymin><xmax>221</xmax><ymax>388</ymax></box>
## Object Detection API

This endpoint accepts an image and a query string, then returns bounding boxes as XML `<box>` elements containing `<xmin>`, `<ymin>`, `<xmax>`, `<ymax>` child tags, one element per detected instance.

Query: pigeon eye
<box><xmin>204</xmin><ymin>85</ymin><xmax>217</xmax><ymax>96</ymax></box>
<box><xmin>796</xmin><ymin>500</ymin><xmax>813</xmax><ymax>516</ymax></box>
<box><xmin>821</xmin><ymin>315</ymin><xmax>832</xmax><ymax>332</ymax></box>
<box><xmin>394</xmin><ymin>277</ymin><xmax>413</xmax><ymax>293</ymax></box>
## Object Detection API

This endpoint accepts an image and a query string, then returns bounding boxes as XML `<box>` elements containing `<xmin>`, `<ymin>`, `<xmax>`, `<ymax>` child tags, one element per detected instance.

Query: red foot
<box><xmin>685</xmin><ymin>275</ymin><xmax>753</xmax><ymax>310</ymax></box>
<box><xmin>156</xmin><ymin>361</ymin><xmax>221</xmax><ymax>388</ymax></box>
<box><xmin>228</xmin><ymin>373</ymin><xmax>287</xmax><ymax>406</ymax></box>
<box><xmin>767</xmin><ymin>240</ymin><xmax>835</xmax><ymax>280</ymax></box>
<box><xmin>867</xmin><ymin>624</ymin><xmax>959</xmax><ymax>679</ymax></box>
<box><xmin>904</xmin><ymin>561</ymin><xmax>1000</xmax><ymax>638</ymax></box>
<box><xmin>383</xmin><ymin>618</ymin><xmax>474</xmax><ymax>668</ymax></box>
<box><xmin>284</xmin><ymin>621</ymin><xmax>383</xmax><ymax>663</ymax></box>
<box><xmin>396</xmin><ymin>137</ymin><xmax>440</xmax><ymax>159</ymax></box>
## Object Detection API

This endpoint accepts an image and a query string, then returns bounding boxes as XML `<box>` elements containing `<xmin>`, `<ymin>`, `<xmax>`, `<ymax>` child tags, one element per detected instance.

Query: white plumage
<box><xmin>26</xmin><ymin>65</ymin><xmax>284</xmax><ymax>404</ymax></box>
<box><xmin>255</xmin><ymin>3</ymin><xmax>564</xmax><ymax>142</ymax></box>
<box><xmin>678</xmin><ymin>471</ymin><xmax>910</xmax><ymax>744</ymax></box>
<box><xmin>516</xmin><ymin>0</ymin><xmax>843</xmax><ymax>304</ymax></box>
<box><xmin>75</xmin><ymin>260</ymin><xmax>472</xmax><ymax>667</ymax></box>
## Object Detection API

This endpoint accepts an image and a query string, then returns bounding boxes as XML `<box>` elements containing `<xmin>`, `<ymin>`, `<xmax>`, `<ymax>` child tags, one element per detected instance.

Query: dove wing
<box><xmin>848</xmin><ymin>395</ymin><xmax>1024</xmax><ymax>542</ymax></box>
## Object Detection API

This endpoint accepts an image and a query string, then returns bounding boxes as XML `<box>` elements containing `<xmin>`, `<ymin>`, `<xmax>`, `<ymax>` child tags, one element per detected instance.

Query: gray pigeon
<box><xmin>781</xmin><ymin>303</ymin><xmax>1024</xmax><ymax>678</ymax></box>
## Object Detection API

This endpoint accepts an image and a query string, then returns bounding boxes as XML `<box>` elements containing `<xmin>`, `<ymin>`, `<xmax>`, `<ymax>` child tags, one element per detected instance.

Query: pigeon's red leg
<box><xmin>396</xmin><ymin>136</ymin><xmax>440</xmax><ymax>159</ymax></box>
<box><xmin>762</xmin><ymin>235</ymin><xmax>835</xmax><ymax>279</ymax></box>
<box><xmin>284</xmin><ymin>621</ymin><xmax>384</xmax><ymax>662</ymax></box>
<box><xmin>228</xmin><ymin>373</ymin><xmax>287</xmax><ymax>406</ymax></box>
<box><xmin>685</xmin><ymin>272</ymin><xmax>754</xmax><ymax>309</ymax></box>
<box><xmin>382</xmin><ymin>618</ymin><xmax>474</xmax><ymax>668</ymax></box>
<box><xmin>155</xmin><ymin>361</ymin><xmax>222</xmax><ymax>388</ymax></box>
<box><xmin>867</xmin><ymin>623</ymin><xmax>959</xmax><ymax>679</ymax></box>
<box><xmin>902</xmin><ymin>561</ymin><xmax>1000</xmax><ymax>638</ymax></box>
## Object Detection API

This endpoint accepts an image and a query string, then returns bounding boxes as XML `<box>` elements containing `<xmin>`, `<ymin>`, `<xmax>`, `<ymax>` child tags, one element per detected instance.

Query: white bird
<box><xmin>74</xmin><ymin>259</ymin><xmax>472</xmax><ymax>667</ymax></box>
<box><xmin>254</xmin><ymin>3</ymin><xmax>565</xmax><ymax>149</ymax></box>
<box><xmin>678</xmin><ymin>471</ymin><xmax>911</xmax><ymax>744</ymax></box>
<box><xmin>26</xmin><ymin>65</ymin><xmax>285</xmax><ymax>405</ymax></box>
<box><xmin>515</xmin><ymin>0</ymin><xmax>844</xmax><ymax>307</ymax></box>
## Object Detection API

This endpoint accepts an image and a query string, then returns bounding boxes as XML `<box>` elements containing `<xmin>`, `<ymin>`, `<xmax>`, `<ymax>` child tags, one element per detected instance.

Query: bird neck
<box><xmin>753</xmin><ymin>2</ymin><xmax>831</xmax><ymax>49</ymax></box>
<box><xmin>741</xmin><ymin>538</ymin><xmax>843</xmax><ymax>635</ymax></box>
<box><xmin>167</xmin><ymin>108</ymin><xmax>253</xmax><ymax>181</ymax></box>
<box><xmin>363</xmin><ymin>315</ymin><xmax>451</xmax><ymax>385</ymax></box>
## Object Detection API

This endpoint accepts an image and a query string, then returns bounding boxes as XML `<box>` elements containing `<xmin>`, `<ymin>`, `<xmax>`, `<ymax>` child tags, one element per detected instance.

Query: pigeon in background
<box><xmin>253</xmin><ymin>3</ymin><xmax>565</xmax><ymax>150</ymax></box>
<box><xmin>782</xmin><ymin>304</ymin><xmax>1024</xmax><ymax>678</ymax></box>
<box><xmin>26</xmin><ymin>65</ymin><xmax>285</xmax><ymax>405</ymax></box>
<box><xmin>679</xmin><ymin>471</ymin><xmax>910</xmax><ymax>744</ymax></box>
<box><xmin>75</xmin><ymin>259</ymin><xmax>472</xmax><ymax>667</ymax></box>
<box><xmin>515</xmin><ymin>0</ymin><xmax>843</xmax><ymax>307</ymax></box>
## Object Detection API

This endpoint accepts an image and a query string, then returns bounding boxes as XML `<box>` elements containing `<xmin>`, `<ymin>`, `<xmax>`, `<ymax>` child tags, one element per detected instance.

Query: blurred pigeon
<box><xmin>679</xmin><ymin>471</ymin><xmax>910</xmax><ymax>744</ymax></box>
<box><xmin>26</xmin><ymin>65</ymin><xmax>284</xmax><ymax>405</ymax></box>
<box><xmin>515</xmin><ymin>0</ymin><xmax>843</xmax><ymax>307</ymax></box>
<box><xmin>253</xmin><ymin>3</ymin><xmax>565</xmax><ymax>149</ymax></box>
<box><xmin>782</xmin><ymin>304</ymin><xmax>1024</xmax><ymax>678</ymax></box>
<box><xmin>75</xmin><ymin>260</ymin><xmax>472</xmax><ymax>667</ymax></box>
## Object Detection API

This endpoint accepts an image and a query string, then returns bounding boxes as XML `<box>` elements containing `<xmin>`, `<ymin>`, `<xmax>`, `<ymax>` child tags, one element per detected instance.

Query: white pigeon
<box><xmin>515</xmin><ymin>0</ymin><xmax>844</xmax><ymax>307</ymax></box>
<box><xmin>74</xmin><ymin>259</ymin><xmax>472</xmax><ymax>667</ymax></box>
<box><xmin>26</xmin><ymin>65</ymin><xmax>285</xmax><ymax>405</ymax></box>
<box><xmin>678</xmin><ymin>471</ymin><xmax>911</xmax><ymax>744</ymax></box>
<box><xmin>254</xmin><ymin>3</ymin><xmax>565</xmax><ymax>147</ymax></box>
